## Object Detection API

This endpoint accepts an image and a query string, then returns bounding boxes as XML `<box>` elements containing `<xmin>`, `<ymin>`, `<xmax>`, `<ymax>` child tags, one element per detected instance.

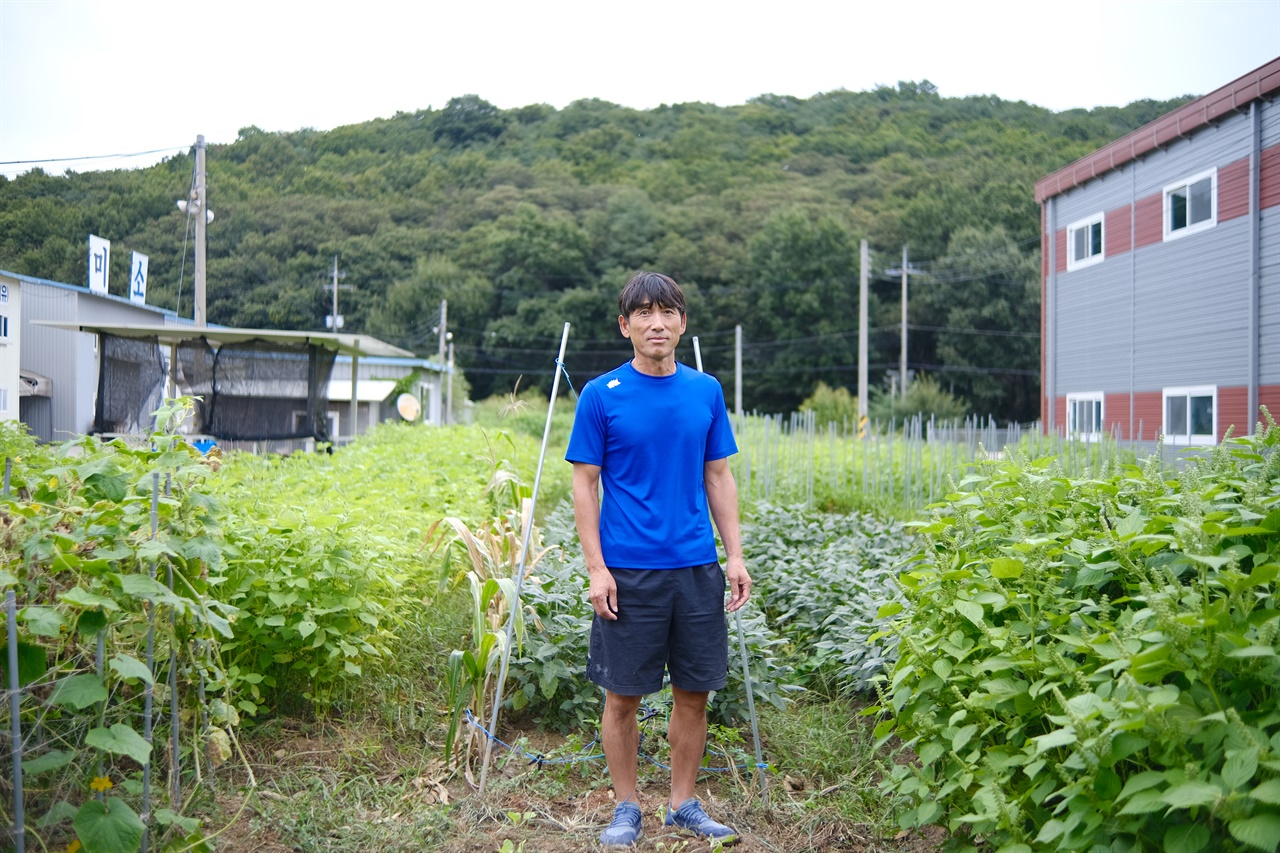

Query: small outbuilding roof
<box><xmin>35</xmin><ymin>321</ymin><xmax>415</xmax><ymax>359</ymax></box>
<box><xmin>327</xmin><ymin>379</ymin><xmax>399</xmax><ymax>403</ymax></box>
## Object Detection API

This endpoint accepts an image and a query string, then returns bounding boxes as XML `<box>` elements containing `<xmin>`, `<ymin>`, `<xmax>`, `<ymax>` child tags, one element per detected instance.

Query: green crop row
<box><xmin>875</xmin><ymin>415</ymin><xmax>1280</xmax><ymax>852</ymax></box>
<box><xmin>1</xmin><ymin>403</ymin><xmax>237</xmax><ymax>853</ymax></box>
<box><xmin>0</xmin><ymin>404</ymin><xmax>561</xmax><ymax>852</ymax></box>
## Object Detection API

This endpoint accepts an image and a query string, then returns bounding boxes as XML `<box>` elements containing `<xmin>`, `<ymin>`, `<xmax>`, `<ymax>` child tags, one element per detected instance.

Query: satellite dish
<box><xmin>396</xmin><ymin>393</ymin><xmax>422</xmax><ymax>421</ymax></box>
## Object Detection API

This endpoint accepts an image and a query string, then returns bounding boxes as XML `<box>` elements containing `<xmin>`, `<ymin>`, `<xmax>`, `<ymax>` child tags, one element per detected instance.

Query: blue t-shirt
<box><xmin>565</xmin><ymin>361</ymin><xmax>738</xmax><ymax>569</ymax></box>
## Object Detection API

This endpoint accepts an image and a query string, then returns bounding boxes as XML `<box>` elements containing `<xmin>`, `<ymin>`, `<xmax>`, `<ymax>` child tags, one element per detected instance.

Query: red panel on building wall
<box><xmin>1219</xmin><ymin>386</ymin><xmax>1250</xmax><ymax>441</ymax></box>
<box><xmin>1132</xmin><ymin>391</ymin><xmax>1163</xmax><ymax>443</ymax></box>
<box><xmin>1105</xmin><ymin>205</ymin><xmax>1132</xmax><ymax>257</ymax></box>
<box><xmin>1260</xmin><ymin>385</ymin><xmax>1280</xmax><ymax>424</ymax></box>
<box><xmin>1134</xmin><ymin>195</ymin><xmax>1163</xmax><ymax>249</ymax></box>
<box><xmin>1219</xmin><ymin>157</ymin><xmax>1251</xmax><ymax>221</ymax></box>
<box><xmin>1104</xmin><ymin>392</ymin><xmax>1131</xmax><ymax>440</ymax></box>
<box><xmin>1262</xmin><ymin>144</ymin><xmax>1280</xmax><ymax>210</ymax></box>
<box><xmin>1054</xmin><ymin>229</ymin><xmax>1067</xmax><ymax>273</ymax></box>
<box><xmin>1053</xmin><ymin>396</ymin><xmax>1066</xmax><ymax>435</ymax></box>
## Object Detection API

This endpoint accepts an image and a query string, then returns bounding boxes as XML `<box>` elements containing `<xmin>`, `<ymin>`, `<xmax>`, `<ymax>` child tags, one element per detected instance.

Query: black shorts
<box><xmin>586</xmin><ymin>562</ymin><xmax>729</xmax><ymax>695</ymax></box>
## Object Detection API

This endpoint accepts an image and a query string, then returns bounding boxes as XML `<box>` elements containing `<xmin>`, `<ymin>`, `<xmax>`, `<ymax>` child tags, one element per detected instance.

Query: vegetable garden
<box><xmin>2</xmin><ymin>396</ymin><xmax>1277</xmax><ymax>852</ymax></box>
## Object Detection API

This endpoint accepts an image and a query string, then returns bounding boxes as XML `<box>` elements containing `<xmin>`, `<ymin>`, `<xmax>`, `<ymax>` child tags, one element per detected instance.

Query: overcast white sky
<box><xmin>2</xmin><ymin>0</ymin><xmax>1278</xmax><ymax>178</ymax></box>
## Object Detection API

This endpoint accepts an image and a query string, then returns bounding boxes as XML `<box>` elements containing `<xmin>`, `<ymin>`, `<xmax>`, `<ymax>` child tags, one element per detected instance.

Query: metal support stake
<box><xmin>8</xmin><ymin>589</ymin><xmax>26</xmax><ymax>853</ymax></box>
<box><xmin>479</xmin><ymin>323</ymin><xmax>571</xmax><ymax>793</ymax></box>
<box><xmin>162</xmin><ymin>470</ymin><xmax>180</xmax><ymax>805</ymax></box>
<box><xmin>168</xmin><ymin>562</ymin><xmax>181</xmax><ymax>808</ymax></box>
<box><xmin>693</xmin><ymin>337</ymin><xmax>767</xmax><ymax>806</ymax></box>
<box><xmin>196</xmin><ymin>641</ymin><xmax>212</xmax><ymax>785</ymax></box>
<box><xmin>96</xmin><ymin>629</ymin><xmax>105</xmax><ymax>802</ymax></box>
<box><xmin>141</xmin><ymin>473</ymin><xmax>159</xmax><ymax>853</ymax></box>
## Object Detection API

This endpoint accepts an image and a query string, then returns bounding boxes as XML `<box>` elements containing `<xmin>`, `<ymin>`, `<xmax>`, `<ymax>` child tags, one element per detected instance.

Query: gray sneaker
<box><xmin>663</xmin><ymin>798</ymin><xmax>738</xmax><ymax>844</ymax></box>
<box><xmin>600</xmin><ymin>800</ymin><xmax>643</xmax><ymax>847</ymax></box>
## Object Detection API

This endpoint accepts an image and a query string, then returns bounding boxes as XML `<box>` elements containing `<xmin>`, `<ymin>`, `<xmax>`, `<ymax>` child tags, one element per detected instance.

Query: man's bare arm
<box><xmin>705</xmin><ymin>457</ymin><xmax>750</xmax><ymax>611</ymax></box>
<box><xmin>572</xmin><ymin>462</ymin><xmax>618</xmax><ymax>619</ymax></box>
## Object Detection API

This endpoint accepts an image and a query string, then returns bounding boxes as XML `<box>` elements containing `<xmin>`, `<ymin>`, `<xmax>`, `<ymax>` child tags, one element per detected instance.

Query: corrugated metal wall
<box><xmin>1054</xmin><ymin>162</ymin><xmax>1136</xmax><ymax>224</ymax></box>
<box><xmin>20</xmin><ymin>282</ymin><xmax>91</xmax><ymax>437</ymax></box>
<box><xmin>1261</xmin><ymin>96</ymin><xmax>1280</xmax><ymax>148</ymax></box>
<box><xmin>1262</xmin><ymin>98</ymin><xmax>1280</xmax><ymax>390</ymax></box>
<box><xmin>1131</xmin><ymin>215</ymin><xmax>1252</xmax><ymax>390</ymax></box>
<box><xmin>1261</xmin><ymin>205</ymin><xmax>1280</xmax><ymax>385</ymax></box>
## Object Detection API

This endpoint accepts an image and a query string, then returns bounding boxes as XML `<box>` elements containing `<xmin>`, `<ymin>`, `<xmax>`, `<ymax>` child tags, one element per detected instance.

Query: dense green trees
<box><xmin>0</xmin><ymin>83</ymin><xmax>1191</xmax><ymax>417</ymax></box>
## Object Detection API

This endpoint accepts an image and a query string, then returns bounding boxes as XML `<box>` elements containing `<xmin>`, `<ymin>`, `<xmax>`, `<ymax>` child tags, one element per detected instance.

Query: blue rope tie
<box><xmin>465</xmin><ymin>709</ymin><xmax>603</xmax><ymax>766</ymax></box>
<box><xmin>554</xmin><ymin>358</ymin><xmax>579</xmax><ymax>399</ymax></box>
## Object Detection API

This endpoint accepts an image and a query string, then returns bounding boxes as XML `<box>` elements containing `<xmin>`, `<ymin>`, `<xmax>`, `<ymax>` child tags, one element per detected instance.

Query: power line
<box><xmin>0</xmin><ymin>145</ymin><xmax>189</xmax><ymax>167</ymax></box>
<box><xmin>907</xmin><ymin>324</ymin><xmax>1039</xmax><ymax>338</ymax></box>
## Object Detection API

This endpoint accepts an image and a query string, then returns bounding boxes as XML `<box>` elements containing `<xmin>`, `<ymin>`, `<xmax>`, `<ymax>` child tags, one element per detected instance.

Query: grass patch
<box><xmin>210</xmin><ymin>693</ymin><xmax>925</xmax><ymax>852</ymax></box>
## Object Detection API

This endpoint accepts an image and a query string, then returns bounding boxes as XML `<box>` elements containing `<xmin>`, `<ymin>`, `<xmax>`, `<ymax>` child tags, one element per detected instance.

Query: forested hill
<box><xmin>0</xmin><ymin>83</ymin><xmax>1191</xmax><ymax>418</ymax></box>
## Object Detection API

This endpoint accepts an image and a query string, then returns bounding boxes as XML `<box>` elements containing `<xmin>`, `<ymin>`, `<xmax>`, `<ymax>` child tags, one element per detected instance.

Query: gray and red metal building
<box><xmin>1037</xmin><ymin>57</ymin><xmax>1280</xmax><ymax>445</ymax></box>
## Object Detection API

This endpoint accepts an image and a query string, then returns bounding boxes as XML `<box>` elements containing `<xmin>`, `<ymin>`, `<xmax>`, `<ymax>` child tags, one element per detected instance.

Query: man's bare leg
<box><xmin>602</xmin><ymin>691</ymin><xmax>643</xmax><ymax>802</ymax></box>
<box><xmin>667</xmin><ymin>686</ymin><xmax>710</xmax><ymax>808</ymax></box>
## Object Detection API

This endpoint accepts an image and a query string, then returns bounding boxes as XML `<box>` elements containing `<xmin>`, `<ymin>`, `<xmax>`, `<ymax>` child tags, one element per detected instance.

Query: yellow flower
<box><xmin>66</xmin><ymin>840</ymin><xmax>82</xmax><ymax>853</ymax></box>
<box><xmin>89</xmin><ymin>776</ymin><xmax>113</xmax><ymax>792</ymax></box>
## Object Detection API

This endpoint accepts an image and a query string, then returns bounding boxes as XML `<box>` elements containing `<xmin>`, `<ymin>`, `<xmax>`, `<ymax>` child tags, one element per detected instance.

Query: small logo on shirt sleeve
<box><xmin>607</xmin><ymin>379</ymin><xmax>621</xmax><ymax>389</ymax></box>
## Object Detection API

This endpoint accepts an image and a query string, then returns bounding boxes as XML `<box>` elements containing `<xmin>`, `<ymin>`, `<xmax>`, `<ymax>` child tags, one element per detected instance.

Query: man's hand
<box><xmin>588</xmin><ymin>567</ymin><xmax>619</xmax><ymax>620</ymax></box>
<box><xmin>725</xmin><ymin>557</ymin><xmax>751</xmax><ymax>612</ymax></box>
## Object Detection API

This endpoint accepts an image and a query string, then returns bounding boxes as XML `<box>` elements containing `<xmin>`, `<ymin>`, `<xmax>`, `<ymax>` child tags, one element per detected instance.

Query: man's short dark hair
<box><xmin>618</xmin><ymin>271</ymin><xmax>686</xmax><ymax>317</ymax></box>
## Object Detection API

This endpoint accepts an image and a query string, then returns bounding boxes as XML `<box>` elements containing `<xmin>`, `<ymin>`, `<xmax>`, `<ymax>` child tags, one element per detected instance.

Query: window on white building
<box><xmin>1163</xmin><ymin>169</ymin><xmax>1216</xmax><ymax>240</ymax></box>
<box><xmin>0</xmin><ymin>314</ymin><xmax>9</xmax><ymax>337</ymax></box>
<box><xmin>0</xmin><ymin>388</ymin><xmax>7</xmax><ymax>413</ymax></box>
<box><xmin>1066</xmin><ymin>392</ymin><xmax>1104</xmax><ymax>440</ymax></box>
<box><xmin>1066</xmin><ymin>214</ymin><xmax>1104</xmax><ymax>270</ymax></box>
<box><xmin>1163</xmin><ymin>386</ymin><xmax>1216</xmax><ymax>445</ymax></box>
<box><xmin>293</xmin><ymin>409</ymin><xmax>339</xmax><ymax>438</ymax></box>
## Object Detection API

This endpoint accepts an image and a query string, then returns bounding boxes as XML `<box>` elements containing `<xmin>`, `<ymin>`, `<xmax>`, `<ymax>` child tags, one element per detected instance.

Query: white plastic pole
<box><xmin>692</xmin><ymin>337</ymin><xmax>767</xmax><ymax>806</ymax></box>
<box><xmin>479</xmin><ymin>322</ymin><xmax>571</xmax><ymax>792</ymax></box>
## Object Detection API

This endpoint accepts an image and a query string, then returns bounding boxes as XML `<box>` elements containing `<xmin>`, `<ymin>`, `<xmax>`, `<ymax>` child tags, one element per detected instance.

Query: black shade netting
<box><xmin>95</xmin><ymin>334</ymin><xmax>168</xmax><ymax>434</ymax></box>
<box><xmin>176</xmin><ymin>337</ymin><xmax>216</xmax><ymax>434</ymax></box>
<box><xmin>199</xmin><ymin>340</ymin><xmax>335</xmax><ymax>442</ymax></box>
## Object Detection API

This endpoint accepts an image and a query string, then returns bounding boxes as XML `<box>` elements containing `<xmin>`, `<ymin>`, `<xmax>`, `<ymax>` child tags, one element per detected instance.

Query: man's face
<box><xmin>620</xmin><ymin>302</ymin><xmax>686</xmax><ymax>361</ymax></box>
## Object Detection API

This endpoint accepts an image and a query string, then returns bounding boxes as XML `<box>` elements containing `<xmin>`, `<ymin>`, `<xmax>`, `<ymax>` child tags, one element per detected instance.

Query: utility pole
<box><xmin>884</xmin><ymin>246</ymin><xmax>923</xmax><ymax>400</ymax></box>
<box><xmin>435</xmin><ymin>300</ymin><xmax>448</xmax><ymax>427</ymax></box>
<box><xmin>900</xmin><ymin>245</ymin><xmax>908</xmax><ymax>399</ymax></box>
<box><xmin>194</xmin><ymin>136</ymin><xmax>207</xmax><ymax>327</ymax></box>
<box><xmin>437</xmin><ymin>299</ymin><xmax>448</xmax><ymax>366</ymax></box>
<box><xmin>858</xmin><ymin>240</ymin><xmax>869</xmax><ymax>426</ymax></box>
<box><xmin>734</xmin><ymin>324</ymin><xmax>743</xmax><ymax>418</ymax></box>
<box><xmin>322</xmin><ymin>257</ymin><xmax>350</xmax><ymax>331</ymax></box>
<box><xmin>331</xmin><ymin>256</ymin><xmax>340</xmax><ymax>330</ymax></box>
<box><xmin>446</xmin><ymin>338</ymin><xmax>454</xmax><ymax>425</ymax></box>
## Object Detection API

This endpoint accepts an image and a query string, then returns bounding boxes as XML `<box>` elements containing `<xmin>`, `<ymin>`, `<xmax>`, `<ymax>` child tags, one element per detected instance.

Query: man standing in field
<box><xmin>566</xmin><ymin>271</ymin><xmax>750</xmax><ymax>847</ymax></box>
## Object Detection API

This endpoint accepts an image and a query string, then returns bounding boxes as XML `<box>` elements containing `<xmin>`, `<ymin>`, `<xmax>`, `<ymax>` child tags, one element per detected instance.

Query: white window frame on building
<box><xmin>1162</xmin><ymin>385</ymin><xmax>1217</xmax><ymax>446</ymax></box>
<box><xmin>1162</xmin><ymin>168</ymin><xmax>1216</xmax><ymax>241</ymax></box>
<box><xmin>1065</xmin><ymin>391</ymin><xmax>1105</xmax><ymax>440</ymax></box>
<box><xmin>1065</xmin><ymin>213</ymin><xmax>1105</xmax><ymax>271</ymax></box>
